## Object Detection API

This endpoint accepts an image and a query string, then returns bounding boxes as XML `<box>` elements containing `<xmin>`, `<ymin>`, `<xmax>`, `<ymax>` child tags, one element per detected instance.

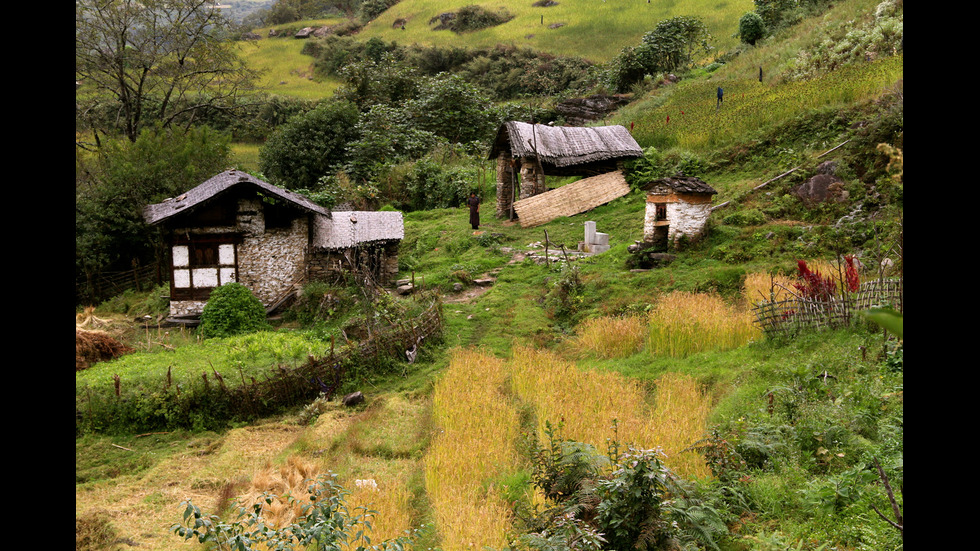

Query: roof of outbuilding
<box><xmin>488</xmin><ymin>122</ymin><xmax>643</xmax><ymax>168</ymax></box>
<box><xmin>644</xmin><ymin>175</ymin><xmax>718</xmax><ymax>195</ymax></box>
<box><xmin>142</xmin><ymin>169</ymin><xmax>331</xmax><ymax>225</ymax></box>
<box><xmin>312</xmin><ymin>211</ymin><xmax>405</xmax><ymax>250</ymax></box>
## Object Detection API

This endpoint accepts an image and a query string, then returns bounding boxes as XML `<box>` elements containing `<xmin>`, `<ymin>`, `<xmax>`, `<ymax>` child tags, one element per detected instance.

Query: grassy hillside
<box><xmin>358</xmin><ymin>0</ymin><xmax>754</xmax><ymax>62</ymax></box>
<box><xmin>77</xmin><ymin>1</ymin><xmax>902</xmax><ymax>549</ymax></box>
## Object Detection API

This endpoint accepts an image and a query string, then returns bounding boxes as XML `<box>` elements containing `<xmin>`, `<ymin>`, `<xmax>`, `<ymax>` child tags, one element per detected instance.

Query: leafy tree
<box><xmin>738</xmin><ymin>11</ymin><xmax>767</xmax><ymax>45</ymax></box>
<box><xmin>75</xmin><ymin>0</ymin><xmax>259</xmax><ymax>143</ymax></box>
<box><xmin>609</xmin><ymin>16</ymin><xmax>712</xmax><ymax>92</ymax></box>
<box><xmin>76</xmin><ymin>125</ymin><xmax>230</xmax><ymax>303</ymax></box>
<box><xmin>258</xmin><ymin>99</ymin><xmax>361</xmax><ymax>190</ymax></box>
<box><xmin>334</xmin><ymin>54</ymin><xmax>421</xmax><ymax>110</ymax></box>
<box><xmin>406</xmin><ymin>73</ymin><xmax>497</xmax><ymax>145</ymax></box>
<box><xmin>344</xmin><ymin>104</ymin><xmax>439</xmax><ymax>182</ymax></box>
<box><xmin>636</xmin><ymin>16</ymin><xmax>713</xmax><ymax>77</ymax></box>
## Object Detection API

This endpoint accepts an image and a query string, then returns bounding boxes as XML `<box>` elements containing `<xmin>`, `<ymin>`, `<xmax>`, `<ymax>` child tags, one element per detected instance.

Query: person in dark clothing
<box><xmin>467</xmin><ymin>192</ymin><xmax>481</xmax><ymax>230</ymax></box>
<box><xmin>716</xmin><ymin>87</ymin><xmax>724</xmax><ymax>109</ymax></box>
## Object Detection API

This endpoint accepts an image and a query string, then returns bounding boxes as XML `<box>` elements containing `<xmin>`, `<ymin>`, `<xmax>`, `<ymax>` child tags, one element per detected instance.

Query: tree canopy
<box><xmin>75</xmin><ymin>0</ymin><xmax>259</xmax><ymax>143</ymax></box>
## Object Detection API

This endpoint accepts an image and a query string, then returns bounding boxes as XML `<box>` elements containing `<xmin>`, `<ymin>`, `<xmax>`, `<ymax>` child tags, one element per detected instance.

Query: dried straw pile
<box><xmin>76</xmin><ymin>328</ymin><xmax>133</xmax><ymax>370</ymax></box>
<box><xmin>76</xmin><ymin>307</ymin><xmax>133</xmax><ymax>370</ymax></box>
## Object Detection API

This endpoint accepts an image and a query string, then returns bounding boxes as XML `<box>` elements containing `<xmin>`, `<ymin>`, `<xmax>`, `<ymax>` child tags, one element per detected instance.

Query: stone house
<box><xmin>142</xmin><ymin>170</ymin><xmax>403</xmax><ymax>320</ymax></box>
<box><xmin>642</xmin><ymin>175</ymin><xmax>717</xmax><ymax>248</ymax></box>
<box><xmin>488</xmin><ymin>122</ymin><xmax>643</xmax><ymax>219</ymax></box>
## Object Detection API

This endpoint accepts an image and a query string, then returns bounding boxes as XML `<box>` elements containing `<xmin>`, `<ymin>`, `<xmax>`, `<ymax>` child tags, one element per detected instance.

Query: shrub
<box><xmin>738</xmin><ymin>12</ymin><xmax>767</xmax><ymax>45</ymax></box>
<box><xmin>198</xmin><ymin>283</ymin><xmax>271</xmax><ymax>339</ymax></box>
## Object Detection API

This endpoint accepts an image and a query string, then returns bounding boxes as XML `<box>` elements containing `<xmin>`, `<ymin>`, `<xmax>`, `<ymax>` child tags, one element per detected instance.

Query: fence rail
<box><xmin>77</xmin><ymin>262</ymin><xmax>163</xmax><ymax>304</ymax></box>
<box><xmin>752</xmin><ymin>279</ymin><xmax>903</xmax><ymax>336</ymax></box>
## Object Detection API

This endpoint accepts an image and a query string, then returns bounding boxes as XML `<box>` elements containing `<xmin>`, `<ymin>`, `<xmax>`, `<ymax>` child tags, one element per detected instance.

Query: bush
<box><xmin>738</xmin><ymin>11</ymin><xmax>767</xmax><ymax>45</ymax></box>
<box><xmin>198</xmin><ymin>283</ymin><xmax>271</xmax><ymax>339</ymax></box>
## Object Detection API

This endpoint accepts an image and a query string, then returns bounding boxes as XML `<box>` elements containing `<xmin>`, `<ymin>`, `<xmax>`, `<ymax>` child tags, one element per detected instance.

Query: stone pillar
<box><xmin>496</xmin><ymin>152</ymin><xmax>515</xmax><ymax>218</ymax></box>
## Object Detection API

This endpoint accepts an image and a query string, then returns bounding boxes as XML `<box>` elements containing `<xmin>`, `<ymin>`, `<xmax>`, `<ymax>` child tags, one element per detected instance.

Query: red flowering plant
<box><xmin>793</xmin><ymin>260</ymin><xmax>837</xmax><ymax>300</ymax></box>
<box><xmin>793</xmin><ymin>256</ymin><xmax>860</xmax><ymax>300</ymax></box>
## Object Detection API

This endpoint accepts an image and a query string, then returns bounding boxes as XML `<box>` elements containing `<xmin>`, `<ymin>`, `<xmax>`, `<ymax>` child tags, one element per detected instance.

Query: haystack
<box><xmin>76</xmin><ymin>328</ymin><xmax>133</xmax><ymax>370</ymax></box>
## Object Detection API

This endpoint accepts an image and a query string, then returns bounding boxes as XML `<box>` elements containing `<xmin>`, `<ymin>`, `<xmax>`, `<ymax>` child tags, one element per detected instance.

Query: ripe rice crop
<box><xmin>425</xmin><ymin>347</ymin><xmax>519</xmax><ymax>549</ymax></box>
<box><xmin>647</xmin><ymin>291</ymin><xmax>761</xmax><ymax>358</ymax></box>
<box><xmin>569</xmin><ymin>314</ymin><xmax>646</xmax><ymax>358</ymax></box>
<box><xmin>345</xmin><ymin>475</ymin><xmax>415</xmax><ymax>542</ymax></box>
<box><xmin>509</xmin><ymin>345</ymin><xmax>712</xmax><ymax>480</ymax></box>
<box><xmin>743</xmin><ymin>271</ymin><xmax>797</xmax><ymax>306</ymax></box>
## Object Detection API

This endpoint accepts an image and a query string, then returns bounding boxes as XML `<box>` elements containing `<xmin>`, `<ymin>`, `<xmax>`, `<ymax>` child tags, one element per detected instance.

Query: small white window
<box><xmin>172</xmin><ymin>245</ymin><xmax>189</xmax><ymax>267</ymax></box>
<box><xmin>219</xmin><ymin>244</ymin><xmax>235</xmax><ymax>265</ymax></box>
<box><xmin>173</xmin><ymin>269</ymin><xmax>191</xmax><ymax>288</ymax></box>
<box><xmin>193</xmin><ymin>268</ymin><xmax>220</xmax><ymax>288</ymax></box>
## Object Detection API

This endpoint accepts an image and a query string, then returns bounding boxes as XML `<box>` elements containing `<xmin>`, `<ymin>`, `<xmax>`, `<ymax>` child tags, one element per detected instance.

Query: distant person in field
<box><xmin>717</xmin><ymin>87</ymin><xmax>724</xmax><ymax>109</ymax></box>
<box><xmin>467</xmin><ymin>191</ymin><xmax>481</xmax><ymax>230</ymax></box>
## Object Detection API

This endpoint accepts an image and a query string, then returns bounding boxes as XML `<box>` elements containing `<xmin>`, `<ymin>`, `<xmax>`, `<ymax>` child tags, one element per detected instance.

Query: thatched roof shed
<box><xmin>488</xmin><ymin>122</ymin><xmax>642</xmax><ymax>176</ymax></box>
<box><xmin>143</xmin><ymin>170</ymin><xmax>330</xmax><ymax>226</ymax></box>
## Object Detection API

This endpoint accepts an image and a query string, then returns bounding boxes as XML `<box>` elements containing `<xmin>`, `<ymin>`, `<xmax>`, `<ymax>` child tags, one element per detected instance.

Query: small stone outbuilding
<box><xmin>488</xmin><ymin>122</ymin><xmax>643</xmax><ymax>219</ymax></box>
<box><xmin>641</xmin><ymin>175</ymin><xmax>717</xmax><ymax>248</ymax></box>
<box><xmin>142</xmin><ymin>170</ymin><xmax>403</xmax><ymax>320</ymax></box>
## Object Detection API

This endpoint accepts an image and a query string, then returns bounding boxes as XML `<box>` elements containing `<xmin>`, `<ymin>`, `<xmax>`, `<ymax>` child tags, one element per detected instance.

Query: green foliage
<box><xmin>432</xmin><ymin>5</ymin><xmax>514</xmax><ymax>33</ymax></box>
<box><xmin>173</xmin><ymin>473</ymin><xmax>416</xmax><ymax>550</ymax></box>
<box><xmin>611</xmin><ymin>15</ymin><xmax>713</xmax><ymax>91</ymax></box>
<box><xmin>258</xmin><ymin>99</ymin><xmax>361</xmax><ymax>190</ymax></box>
<box><xmin>76</xmin><ymin>125</ymin><xmax>230</xmax><ymax>303</ymax></box>
<box><xmin>407</xmin><ymin>73</ymin><xmax>497</xmax><ymax>145</ymax></box>
<box><xmin>403</xmin><ymin>158</ymin><xmax>479</xmax><ymax>211</ymax></box>
<box><xmin>596</xmin><ymin>446</ymin><xmax>682</xmax><ymax>550</ymax></box>
<box><xmin>738</xmin><ymin>11</ymin><xmax>767</xmax><ymax>45</ymax></box>
<box><xmin>198</xmin><ymin>283</ymin><xmax>272</xmax><ymax>339</ymax></box>
<box><xmin>624</xmin><ymin>147</ymin><xmax>710</xmax><ymax>190</ymax></box>
<box><xmin>344</xmin><ymin>104</ymin><xmax>440</xmax><ymax>182</ymax></box>
<box><xmin>785</xmin><ymin>0</ymin><xmax>903</xmax><ymax>82</ymax></box>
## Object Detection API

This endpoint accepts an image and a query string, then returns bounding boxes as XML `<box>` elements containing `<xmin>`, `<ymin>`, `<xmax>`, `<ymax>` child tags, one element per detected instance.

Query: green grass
<box><xmin>357</xmin><ymin>0</ymin><xmax>754</xmax><ymax>63</ymax></box>
<box><xmin>237</xmin><ymin>21</ymin><xmax>344</xmax><ymax>99</ymax></box>
<box><xmin>616</xmin><ymin>54</ymin><xmax>903</xmax><ymax>153</ymax></box>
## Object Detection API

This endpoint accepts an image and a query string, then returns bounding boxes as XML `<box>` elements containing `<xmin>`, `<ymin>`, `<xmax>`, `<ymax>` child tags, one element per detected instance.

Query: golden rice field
<box><xmin>424</xmin><ymin>344</ymin><xmax>714</xmax><ymax>549</ymax></box>
<box><xmin>646</xmin><ymin>291</ymin><xmax>762</xmax><ymax>358</ymax></box>
<box><xmin>426</xmin><ymin>348</ymin><xmax>521</xmax><ymax>549</ymax></box>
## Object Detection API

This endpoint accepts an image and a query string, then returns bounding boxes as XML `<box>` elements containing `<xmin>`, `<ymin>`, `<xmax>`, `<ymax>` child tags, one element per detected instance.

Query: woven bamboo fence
<box><xmin>77</xmin><ymin>299</ymin><xmax>443</xmax><ymax>432</ymax></box>
<box><xmin>752</xmin><ymin>278</ymin><xmax>902</xmax><ymax>336</ymax></box>
<box><xmin>513</xmin><ymin>170</ymin><xmax>630</xmax><ymax>228</ymax></box>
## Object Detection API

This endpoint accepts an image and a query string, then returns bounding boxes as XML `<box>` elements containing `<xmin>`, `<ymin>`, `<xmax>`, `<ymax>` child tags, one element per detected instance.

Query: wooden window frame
<box><xmin>169</xmin><ymin>234</ymin><xmax>241</xmax><ymax>301</ymax></box>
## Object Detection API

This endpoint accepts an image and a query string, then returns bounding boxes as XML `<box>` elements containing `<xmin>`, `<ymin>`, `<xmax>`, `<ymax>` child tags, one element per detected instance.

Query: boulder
<box><xmin>342</xmin><ymin>391</ymin><xmax>365</xmax><ymax>407</ymax></box>
<box><xmin>555</xmin><ymin>94</ymin><xmax>632</xmax><ymax>126</ymax></box>
<box><xmin>795</xmin><ymin>162</ymin><xmax>848</xmax><ymax>207</ymax></box>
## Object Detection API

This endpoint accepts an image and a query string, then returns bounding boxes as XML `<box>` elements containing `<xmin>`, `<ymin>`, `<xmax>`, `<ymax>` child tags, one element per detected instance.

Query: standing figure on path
<box><xmin>467</xmin><ymin>191</ymin><xmax>481</xmax><ymax>230</ymax></box>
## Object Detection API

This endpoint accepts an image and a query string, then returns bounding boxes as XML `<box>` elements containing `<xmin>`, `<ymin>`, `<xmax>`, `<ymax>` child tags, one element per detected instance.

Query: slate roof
<box><xmin>644</xmin><ymin>175</ymin><xmax>718</xmax><ymax>195</ymax></box>
<box><xmin>489</xmin><ymin>122</ymin><xmax>643</xmax><ymax>168</ymax></box>
<box><xmin>312</xmin><ymin>211</ymin><xmax>405</xmax><ymax>250</ymax></box>
<box><xmin>142</xmin><ymin>169</ymin><xmax>331</xmax><ymax>225</ymax></box>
